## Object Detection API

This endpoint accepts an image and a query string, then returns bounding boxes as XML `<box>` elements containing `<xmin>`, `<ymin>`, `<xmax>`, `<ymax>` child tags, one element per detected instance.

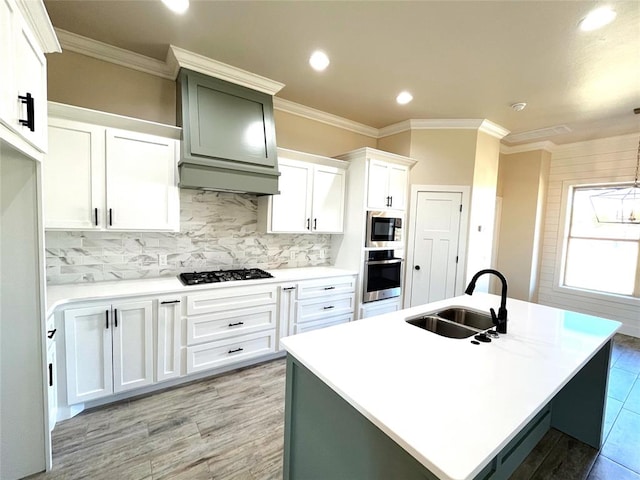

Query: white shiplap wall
<box><xmin>537</xmin><ymin>133</ymin><xmax>640</xmax><ymax>337</ymax></box>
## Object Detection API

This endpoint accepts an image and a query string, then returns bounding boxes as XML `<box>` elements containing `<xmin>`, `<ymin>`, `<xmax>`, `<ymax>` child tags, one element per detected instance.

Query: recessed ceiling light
<box><xmin>579</xmin><ymin>6</ymin><xmax>616</xmax><ymax>31</ymax></box>
<box><xmin>161</xmin><ymin>0</ymin><xmax>189</xmax><ymax>14</ymax></box>
<box><xmin>511</xmin><ymin>102</ymin><xmax>527</xmax><ymax>112</ymax></box>
<box><xmin>396</xmin><ymin>91</ymin><xmax>413</xmax><ymax>105</ymax></box>
<box><xmin>309</xmin><ymin>51</ymin><xmax>330</xmax><ymax>72</ymax></box>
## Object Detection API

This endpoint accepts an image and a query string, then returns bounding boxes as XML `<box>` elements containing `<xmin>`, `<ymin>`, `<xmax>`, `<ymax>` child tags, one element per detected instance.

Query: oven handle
<box><xmin>365</xmin><ymin>258</ymin><xmax>404</xmax><ymax>265</ymax></box>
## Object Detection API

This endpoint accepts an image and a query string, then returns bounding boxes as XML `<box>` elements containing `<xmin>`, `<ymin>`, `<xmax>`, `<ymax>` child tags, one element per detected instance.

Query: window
<box><xmin>563</xmin><ymin>185</ymin><xmax>640</xmax><ymax>296</ymax></box>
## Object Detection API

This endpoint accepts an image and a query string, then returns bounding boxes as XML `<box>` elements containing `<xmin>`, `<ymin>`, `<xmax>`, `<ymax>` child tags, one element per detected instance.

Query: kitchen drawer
<box><xmin>296</xmin><ymin>275</ymin><xmax>356</xmax><ymax>300</ymax></box>
<box><xmin>297</xmin><ymin>293</ymin><xmax>355</xmax><ymax>323</ymax></box>
<box><xmin>186</xmin><ymin>284</ymin><xmax>277</xmax><ymax>316</ymax></box>
<box><xmin>186</xmin><ymin>330</ymin><xmax>276</xmax><ymax>374</ymax></box>
<box><xmin>187</xmin><ymin>304</ymin><xmax>276</xmax><ymax>346</ymax></box>
<box><xmin>293</xmin><ymin>313</ymin><xmax>352</xmax><ymax>335</ymax></box>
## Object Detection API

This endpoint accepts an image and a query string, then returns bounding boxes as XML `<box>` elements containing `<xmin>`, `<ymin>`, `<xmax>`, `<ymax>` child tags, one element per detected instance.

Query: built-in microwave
<box><xmin>366</xmin><ymin>211</ymin><xmax>403</xmax><ymax>248</ymax></box>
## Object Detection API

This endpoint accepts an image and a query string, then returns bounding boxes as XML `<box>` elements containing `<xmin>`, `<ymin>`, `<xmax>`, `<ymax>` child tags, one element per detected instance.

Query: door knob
<box><xmin>414</xmin><ymin>265</ymin><xmax>421</xmax><ymax>270</ymax></box>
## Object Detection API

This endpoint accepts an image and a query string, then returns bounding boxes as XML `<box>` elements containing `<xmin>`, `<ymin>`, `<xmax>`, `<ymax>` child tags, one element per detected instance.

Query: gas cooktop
<box><xmin>178</xmin><ymin>268</ymin><xmax>274</xmax><ymax>286</ymax></box>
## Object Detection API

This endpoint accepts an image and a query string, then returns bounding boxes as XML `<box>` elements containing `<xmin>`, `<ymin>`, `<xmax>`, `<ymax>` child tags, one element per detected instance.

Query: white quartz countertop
<box><xmin>46</xmin><ymin>266</ymin><xmax>357</xmax><ymax>316</ymax></box>
<box><xmin>280</xmin><ymin>293</ymin><xmax>621</xmax><ymax>480</ymax></box>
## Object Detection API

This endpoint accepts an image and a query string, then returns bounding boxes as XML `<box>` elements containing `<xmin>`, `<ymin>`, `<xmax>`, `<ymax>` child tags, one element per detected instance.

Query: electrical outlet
<box><xmin>158</xmin><ymin>254</ymin><xmax>168</xmax><ymax>267</ymax></box>
<box><xmin>320</xmin><ymin>249</ymin><xmax>326</xmax><ymax>259</ymax></box>
<box><xmin>290</xmin><ymin>251</ymin><xmax>296</xmax><ymax>261</ymax></box>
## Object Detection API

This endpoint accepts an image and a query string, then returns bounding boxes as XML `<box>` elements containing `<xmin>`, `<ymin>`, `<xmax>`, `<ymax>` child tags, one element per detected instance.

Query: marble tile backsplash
<box><xmin>45</xmin><ymin>189</ymin><xmax>332</xmax><ymax>285</ymax></box>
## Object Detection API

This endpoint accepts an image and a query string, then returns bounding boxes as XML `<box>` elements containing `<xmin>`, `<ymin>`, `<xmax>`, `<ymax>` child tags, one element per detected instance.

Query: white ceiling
<box><xmin>43</xmin><ymin>0</ymin><xmax>640</xmax><ymax>145</ymax></box>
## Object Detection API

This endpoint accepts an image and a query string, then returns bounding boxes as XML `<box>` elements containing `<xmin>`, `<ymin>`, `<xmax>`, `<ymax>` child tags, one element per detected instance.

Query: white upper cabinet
<box><xmin>0</xmin><ymin>0</ymin><xmax>58</xmax><ymax>158</ymax></box>
<box><xmin>44</xmin><ymin>104</ymin><xmax>181</xmax><ymax>232</ymax></box>
<box><xmin>367</xmin><ymin>159</ymin><xmax>408</xmax><ymax>210</ymax></box>
<box><xmin>259</xmin><ymin>149</ymin><xmax>347</xmax><ymax>234</ymax></box>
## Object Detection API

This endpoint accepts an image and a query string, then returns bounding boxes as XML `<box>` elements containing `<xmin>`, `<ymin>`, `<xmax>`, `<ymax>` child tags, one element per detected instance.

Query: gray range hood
<box><xmin>172</xmin><ymin>52</ymin><xmax>285</xmax><ymax>195</ymax></box>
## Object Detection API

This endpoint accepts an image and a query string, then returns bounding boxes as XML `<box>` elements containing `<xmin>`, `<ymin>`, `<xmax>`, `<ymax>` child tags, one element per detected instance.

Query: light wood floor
<box><xmin>27</xmin><ymin>334</ymin><xmax>640</xmax><ymax>480</ymax></box>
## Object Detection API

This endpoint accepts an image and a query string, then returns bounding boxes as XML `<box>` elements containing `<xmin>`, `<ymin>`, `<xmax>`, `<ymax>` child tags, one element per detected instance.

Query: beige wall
<box><xmin>408</xmin><ymin>129</ymin><xmax>477</xmax><ymax>186</ymax></box>
<box><xmin>496</xmin><ymin>149</ymin><xmax>550</xmax><ymax>301</ymax></box>
<box><xmin>273</xmin><ymin>110</ymin><xmax>376</xmax><ymax>157</ymax></box>
<box><xmin>47</xmin><ymin>50</ymin><xmax>176</xmax><ymax>125</ymax></box>
<box><xmin>377</xmin><ymin>131</ymin><xmax>411</xmax><ymax>157</ymax></box>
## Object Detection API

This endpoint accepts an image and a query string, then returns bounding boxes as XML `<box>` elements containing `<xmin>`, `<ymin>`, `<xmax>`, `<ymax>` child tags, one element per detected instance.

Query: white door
<box><xmin>270</xmin><ymin>159</ymin><xmax>312</xmax><ymax>232</ymax></box>
<box><xmin>387</xmin><ymin>164</ymin><xmax>408</xmax><ymax>210</ymax></box>
<box><xmin>111</xmin><ymin>300</ymin><xmax>154</xmax><ymax>393</ymax></box>
<box><xmin>367</xmin><ymin>160</ymin><xmax>390</xmax><ymax>209</ymax></box>
<box><xmin>410</xmin><ymin>191</ymin><xmax>462</xmax><ymax>306</ymax></box>
<box><xmin>44</xmin><ymin>119</ymin><xmax>105</xmax><ymax>229</ymax></box>
<box><xmin>64</xmin><ymin>305</ymin><xmax>113</xmax><ymax>404</ymax></box>
<box><xmin>105</xmin><ymin>128</ymin><xmax>178</xmax><ymax>231</ymax></box>
<box><xmin>156</xmin><ymin>297</ymin><xmax>182</xmax><ymax>382</ymax></box>
<box><xmin>311</xmin><ymin>165</ymin><xmax>344</xmax><ymax>233</ymax></box>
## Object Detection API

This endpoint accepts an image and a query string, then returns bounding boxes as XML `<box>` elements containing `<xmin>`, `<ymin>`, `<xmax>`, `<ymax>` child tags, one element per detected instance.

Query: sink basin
<box><xmin>406</xmin><ymin>315</ymin><xmax>478</xmax><ymax>339</ymax></box>
<box><xmin>405</xmin><ymin>307</ymin><xmax>495</xmax><ymax>339</ymax></box>
<box><xmin>435</xmin><ymin>307</ymin><xmax>494</xmax><ymax>331</ymax></box>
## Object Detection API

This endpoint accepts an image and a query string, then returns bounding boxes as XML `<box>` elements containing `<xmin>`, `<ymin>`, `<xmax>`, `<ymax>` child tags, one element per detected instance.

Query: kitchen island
<box><xmin>280</xmin><ymin>293</ymin><xmax>621</xmax><ymax>480</ymax></box>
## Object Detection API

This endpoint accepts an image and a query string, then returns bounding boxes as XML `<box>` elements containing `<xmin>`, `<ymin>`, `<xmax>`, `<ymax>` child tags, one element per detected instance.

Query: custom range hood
<box><xmin>167</xmin><ymin>46</ymin><xmax>284</xmax><ymax>195</ymax></box>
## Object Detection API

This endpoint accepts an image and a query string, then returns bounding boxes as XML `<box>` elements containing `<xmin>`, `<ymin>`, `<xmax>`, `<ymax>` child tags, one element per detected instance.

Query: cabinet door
<box><xmin>367</xmin><ymin>160</ymin><xmax>390</xmax><ymax>209</ymax></box>
<box><xmin>270</xmin><ymin>159</ymin><xmax>312</xmax><ymax>232</ymax></box>
<box><xmin>0</xmin><ymin>0</ymin><xmax>17</xmax><ymax>128</ymax></box>
<box><xmin>47</xmin><ymin>341</ymin><xmax>57</xmax><ymax>432</ymax></box>
<box><xmin>278</xmin><ymin>285</ymin><xmax>297</xmax><ymax>349</ymax></box>
<box><xmin>111</xmin><ymin>300</ymin><xmax>154</xmax><ymax>394</ymax></box>
<box><xmin>64</xmin><ymin>306</ymin><xmax>113</xmax><ymax>404</ymax></box>
<box><xmin>44</xmin><ymin>118</ymin><xmax>105</xmax><ymax>229</ymax></box>
<box><xmin>157</xmin><ymin>298</ymin><xmax>182</xmax><ymax>382</ymax></box>
<box><xmin>14</xmin><ymin>14</ymin><xmax>47</xmax><ymax>151</ymax></box>
<box><xmin>105</xmin><ymin>128</ymin><xmax>179</xmax><ymax>231</ymax></box>
<box><xmin>387</xmin><ymin>164</ymin><xmax>408</xmax><ymax>210</ymax></box>
<box><xmin>311</xmin><ymin>165</ymin><xmax>345</xmax><ymax>233</ymax></box>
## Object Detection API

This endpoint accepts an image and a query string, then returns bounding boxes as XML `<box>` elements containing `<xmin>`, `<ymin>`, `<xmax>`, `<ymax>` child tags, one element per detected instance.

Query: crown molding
<box><xmin>273</xmin><ymin>98</ymin><xmax>379</xmax><ymax>138</ymax></box>
<box><xmin>167</xmin><ymin>45</ymin><xmax>284</xmax><ymax>95</ymax></box>
<box><xmin>379</xmin><ymin>118</ymin><xmax>509</xmax><ymax>139</ymax></box>
<box><xmin>55</xmin><ymin>28</ymin><xmax>174</xmax><ymax>79</ymax></box>
<box><xmin>17</xmin><ymin>0</ymin><xmax>60</xmax><ymax>53</ymax></box>
<box><xmin>500</xmin><ymin>141</ymin><xmax>556</xmax><ymax>155</ymax></box>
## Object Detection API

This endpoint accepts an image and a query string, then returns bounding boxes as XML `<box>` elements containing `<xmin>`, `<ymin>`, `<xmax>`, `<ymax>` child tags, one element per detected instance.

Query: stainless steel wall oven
<box><xmin>363</xmin><ymin>250</ymin><xmax>403</xmax><ymax>303</ymax></box>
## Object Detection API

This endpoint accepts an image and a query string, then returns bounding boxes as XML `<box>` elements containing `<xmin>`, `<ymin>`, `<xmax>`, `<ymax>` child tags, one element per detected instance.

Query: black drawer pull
<box><xmin>228</xmin><ymin>321</ymin><xmax>244</xmax><ymax>327</ymax></box>
<box><xmin>160</xmin><ymin>300</ymin><xmax>180</xmax><ymax>304</ymax></box>
<box><xmin>228</xmin><ymin>347</ymin><xmax>244</xmax><ymax>354</ymax></box>
<box><xmin>48</xmin><ymin>363</ymin><xmax>53</xmax><ymax>387</ymax></box>
<box><xmin>109</xmin><ymin>208</ymin><xmax>113</xmax><ymax>226</ymax></box>
<box><xmin>94</xmin><ymin>207</ymin><xmax>98</xmax><ymax>226</ymax></box>
<box><xmin>114</xmin><ymin>308</ymin><xmax>118</xmax><ymax>328</ymax></box>
<box><xmin>324</xmin><ymin>286</ymin><xmax>335</xmax><ymax>290</ymax></box>
<box><xmin>283</xmin><ymin>286</ymin><xmax>296</xmax><ymax>291</ymax></box>
<box><xmin>18</xmin><ymin>92</ymin><xmax>35</xmax><ymax>132</ymax></box>
<box><xmin>323</xmin><ymin>305</ymin><xmax>335</xmax><ymax>310</ymax></box>
<box><xmin>47</xmin><ymin>329</ymin><xmax>57</xmax><ymax>339</ymax></box>
<box><xmin>105</xmin><ymin>310</ymin><xmax>109</xmax><ymax>329</ymax></box>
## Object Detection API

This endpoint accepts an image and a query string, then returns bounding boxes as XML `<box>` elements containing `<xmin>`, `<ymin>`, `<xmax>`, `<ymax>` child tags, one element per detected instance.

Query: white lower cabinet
<box><xmin>185</xmin><ymin>285</ymin><xmax>278</xmax><ymax>374</ymax></box>
<box><xmin>64</xmin><ymin>300</ymin><xmax>153</xmax><ymax>404</ymax></box>
<box><xmin>360</xmin><ymin>297</ymin><xmax>402</xmax><ymax>319</ymax></box>
<box><xmin>156</xmin><ymin>297</ymin><xmax>182</xmax><ymax>382</ymax></box>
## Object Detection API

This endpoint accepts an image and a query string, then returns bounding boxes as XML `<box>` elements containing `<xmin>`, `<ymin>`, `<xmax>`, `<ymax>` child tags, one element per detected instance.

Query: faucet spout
<box><xmin>465</xmin><ymin>269</ymin><xmax>508</xmax><ymax>334</ymax></box>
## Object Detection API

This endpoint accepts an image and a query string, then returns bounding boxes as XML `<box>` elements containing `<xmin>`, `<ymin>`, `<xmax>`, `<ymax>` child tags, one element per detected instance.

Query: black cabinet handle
<box><xmin>228</xmin><ymin>321</ymin><xmax>244</xmax><ymax>327</ymax></box>
<box><xmin>48</xmin><ymin>363</ymin><xmax>53</xmax><ymax>387</ymax></box>
<box><xmin>323</xmin><ymin>305</ymin><xmax>335</xmax><ymax>310</ymax></box>
<box><xmin>47</xmin><ymin>329</ymin><xmax>57</xmax><ymax>339</ymax></box>
<box><xmin>105</xmin><ymin>310</ymin><xmax>109</xmax><ymax>329</ymax></box>
<box><xmin>109</xmin><ymin>208</ymin><xmax>113</xmax><ymax>226</ymax></box>
<box><xmin>160</xmin><ymin>299</ymin><xmax>180</xmax><ymax>304</ymax></box>
<box><xmin>18</xmin><ymin>93</ymin><xmax>35</xmax><ymax>132</ymax></box>
<box><xmin>385</xmin><ymin>196</ymin><xmax>391</xmax><ymax>207</ymax></box>
<box><xmin>306</xmin><ymin>218</ymin><xmax>310</xmax><ymax>230</ymax></box>
<box><xmin>389</xmin><ymin>196</ymin><xmax>393</xmax><ymax>207</ymax></box>
<box><xmin>94</xmin><ymin>207</ymin><xmax>98</xmax><ymax>226</ymax></box>
<box><xmin>228</xmin><ymin>347</ymin><xmax>244</xmax><ymax>354</ymax></box>
<box><xmin>324</xmin><ymin>286</ymin><xmax>335</xmax><ymax>290</ymax></box>
<box><xmin>283</xmin><ymin>286</ymin><xmax>296</xmax><ymax>291</ymax></box>
<box><xmin>114</xmin><ymin>308</ymin><xmax>118</xmax><ymax>328</ymax></box>
<box><xmin>313</xmin><ymin>218</ymin><xmax>317</xmax><ymax>230</ymax></box>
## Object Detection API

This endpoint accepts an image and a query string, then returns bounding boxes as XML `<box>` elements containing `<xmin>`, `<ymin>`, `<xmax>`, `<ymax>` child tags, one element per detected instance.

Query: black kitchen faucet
<box><xmin>465</xmin><ymin>269</ymin><xmax>508</xmax><ymax>334</ymax></box>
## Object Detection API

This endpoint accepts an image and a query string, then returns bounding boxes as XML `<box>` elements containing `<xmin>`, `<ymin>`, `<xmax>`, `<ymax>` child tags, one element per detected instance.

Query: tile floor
<box><xmin>26</xmin><ymin>334</ymin><xmax>640</xmax><ymax>480</ymax></box>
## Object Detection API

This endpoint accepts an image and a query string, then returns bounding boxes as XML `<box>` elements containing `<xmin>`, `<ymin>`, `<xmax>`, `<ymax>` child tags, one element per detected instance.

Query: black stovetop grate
<box><xmin>178</xmin><ymin>268</ymin><xmax>273</xmax><ymax>286</ymax></box>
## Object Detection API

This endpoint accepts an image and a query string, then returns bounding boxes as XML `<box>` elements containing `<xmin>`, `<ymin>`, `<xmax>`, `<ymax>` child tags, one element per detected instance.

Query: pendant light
<box><xmin>589</xmin><ymin>136</ymin><xmax>640</xmax><ymax>224</ymax></box>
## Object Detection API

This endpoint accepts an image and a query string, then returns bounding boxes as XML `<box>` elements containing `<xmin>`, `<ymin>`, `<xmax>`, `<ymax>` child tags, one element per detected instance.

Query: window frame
<box><xmin>553</xmin><ymin>179</ymin><xmax>640</xmax><ymax>306</ymax></box>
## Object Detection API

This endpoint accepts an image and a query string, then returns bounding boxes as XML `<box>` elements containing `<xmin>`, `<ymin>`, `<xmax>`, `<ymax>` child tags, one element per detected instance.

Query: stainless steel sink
<box><xmin>405</xmin><ymin>307</ymin><xmax>494</xmax><ymax>339</ymax></box>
